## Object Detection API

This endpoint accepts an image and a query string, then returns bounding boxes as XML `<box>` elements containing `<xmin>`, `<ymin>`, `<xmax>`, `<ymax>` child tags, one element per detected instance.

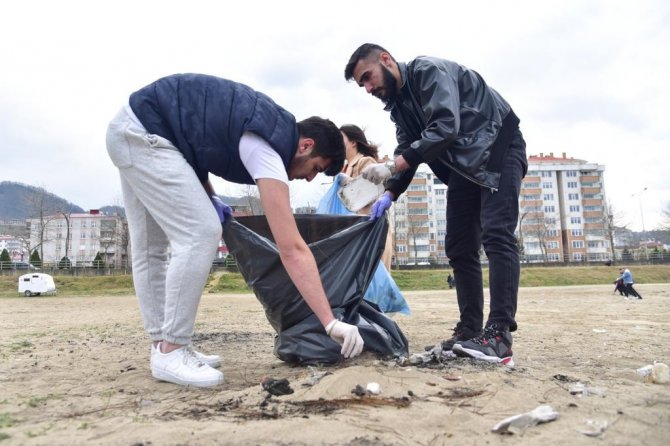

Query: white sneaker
<box><xmin>151</xmin><ymin>344</ymin><xmax>224</xmax><ymax>388</ymax></box>
<box><xmin>151</xmin><ymin>343</ymin><xmax>221</xmax><ymax>368</ymax></box>
<box><xmin>193</xmin><ymin>350</ymin><xmax>221</xmax><ymax>369</ymax></box>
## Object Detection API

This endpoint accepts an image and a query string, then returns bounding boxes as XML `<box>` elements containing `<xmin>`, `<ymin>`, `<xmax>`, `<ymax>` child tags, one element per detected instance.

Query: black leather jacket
<box><xmin>385</xmin><ymin>57</ymin><xmax>520</xmax><ymax>196</ymax></box>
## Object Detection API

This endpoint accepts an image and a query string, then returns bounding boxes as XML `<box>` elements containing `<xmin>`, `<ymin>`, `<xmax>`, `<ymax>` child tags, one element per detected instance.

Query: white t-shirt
<box><xmin>238</xmin><ymin>132</ymin><xmax>289</xmax><ymax>185</ymax></box>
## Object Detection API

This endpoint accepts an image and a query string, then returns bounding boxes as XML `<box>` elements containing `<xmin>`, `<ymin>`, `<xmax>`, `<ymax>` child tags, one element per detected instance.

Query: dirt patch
<box><xmin>0</xmin><ymin>284</ymin><xmax>669</xmax><ymax>445</ymax></box>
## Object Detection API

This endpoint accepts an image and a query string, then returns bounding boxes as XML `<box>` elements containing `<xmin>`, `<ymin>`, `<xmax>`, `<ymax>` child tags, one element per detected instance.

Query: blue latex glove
<box><xmin>210</xmin><ymin>195</ymin><xmax>233</xmax><ymax>223</ymax></box>
<box><xmin>369</xmin><ymin>191</ymin><xmax>393</xmax><ymax>221</ymax></box>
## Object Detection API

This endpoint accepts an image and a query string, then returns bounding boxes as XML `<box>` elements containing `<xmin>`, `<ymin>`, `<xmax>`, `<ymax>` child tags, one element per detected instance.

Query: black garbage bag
<box><xmin>222</xmin><ymin>214</ymin><xmax>409</xmax><ymax>365</ymax></box>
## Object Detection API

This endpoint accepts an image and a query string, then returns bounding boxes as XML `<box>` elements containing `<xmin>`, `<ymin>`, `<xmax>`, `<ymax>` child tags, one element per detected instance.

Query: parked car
<box><xmin>0</xmin><ymin>261</ymin><xmax>39</xmax><ymax>270</ymax></box>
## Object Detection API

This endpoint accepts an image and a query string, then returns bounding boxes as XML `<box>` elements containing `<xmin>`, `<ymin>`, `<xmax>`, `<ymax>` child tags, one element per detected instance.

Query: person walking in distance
<box><xmin>617</xmin><ymin>267</ymin><xmax>642</xmax><ymax>299</ymax></box>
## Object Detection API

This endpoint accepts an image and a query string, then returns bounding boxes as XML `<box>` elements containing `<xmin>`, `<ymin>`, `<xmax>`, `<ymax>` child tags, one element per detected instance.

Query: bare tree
<box><xmin>405</xmin><ymin>212</ymin><xmax>429</xmax><ymax>263</ymax></box>
<box><xmin>241</xmin><ymin>185</ymin><xmax>264</xmax><ymax>215</ymax></box>
<box><xmin>661</xmin><ymin>201</ymin><xmax>670</xmax><ymax>231</ymax></box>
<box><xmin>25</xmin><ymin>186</ymin><xmax>58</xmax><ymax>266</ymax></box>
<box><xmin>517</xmin><ymin>210</ymin><xmax>529</xmax><ymax>257</ymax></box>
<box><xmin>58</xmin><ymin>210</ymin><xmax>72</xmax><ymax>262</ymax></box>
<box><xmin>604</xmin><ymin>201</ymin><xmax>628</xmax><ymax>263</ymax></box>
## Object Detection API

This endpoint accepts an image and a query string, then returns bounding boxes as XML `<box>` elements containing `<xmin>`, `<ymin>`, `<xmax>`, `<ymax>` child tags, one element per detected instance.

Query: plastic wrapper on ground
<box><xmin>222</xmin><ymin>214</ymin><xmax>409</xmax><ymax>365</ymax></box>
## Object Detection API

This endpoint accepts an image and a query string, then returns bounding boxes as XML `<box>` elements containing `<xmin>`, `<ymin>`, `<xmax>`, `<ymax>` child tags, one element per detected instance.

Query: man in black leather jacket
<box><xmin>345</xmin><ymin>43</ymin><xmax>527</xmax><ymax>367</ymax></box>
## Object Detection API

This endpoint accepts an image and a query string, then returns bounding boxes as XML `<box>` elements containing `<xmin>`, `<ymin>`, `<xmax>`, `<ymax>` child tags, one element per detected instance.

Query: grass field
<box><xmin>0</xmin><ymin>264</ymin><xmax>667</xmax><ymax>298</ymax></box>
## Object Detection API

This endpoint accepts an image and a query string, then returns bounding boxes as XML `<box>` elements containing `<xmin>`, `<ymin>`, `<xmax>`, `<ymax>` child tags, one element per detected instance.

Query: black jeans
<box><xmin>445</xmin><ymin>129</ymin><xmax>526</xmax><ymax>333</ymax></box>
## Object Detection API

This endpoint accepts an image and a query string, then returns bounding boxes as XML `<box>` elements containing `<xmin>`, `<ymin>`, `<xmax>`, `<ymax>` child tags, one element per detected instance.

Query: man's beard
<box><xmin>373</xmin><ymin>64</ymin><xmax>398</xmax><ymax>105</ymax></box>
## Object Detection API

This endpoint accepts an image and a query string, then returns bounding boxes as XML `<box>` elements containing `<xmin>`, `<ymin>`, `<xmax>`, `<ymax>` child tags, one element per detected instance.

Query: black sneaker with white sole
<box><xmin>452</xmin><ymin>324</ymin><xmax>514</xmax><ymax>367</ymax></box>
<box><xmin>441</xmin><ymin>323</ymin><xmax>481</xmax><ymax>352</ymax></box>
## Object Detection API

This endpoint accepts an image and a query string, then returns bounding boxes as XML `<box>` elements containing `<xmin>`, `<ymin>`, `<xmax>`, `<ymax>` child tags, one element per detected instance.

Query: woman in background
<box><xmin>340</xmin><ymin>124</ymin><xmax>392</xmax><ymax>271</ymax></box>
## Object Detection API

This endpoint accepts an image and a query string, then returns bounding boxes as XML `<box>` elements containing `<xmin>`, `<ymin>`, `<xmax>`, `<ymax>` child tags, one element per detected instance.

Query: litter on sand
<box><xmin>261</xmin><ymin>377</ymin><xmax>294</xmax><ymax>396</ymax></box>
<box><xmin>366</xmin><ymin>382</ymin><xmax>382</xmax><ymax>395</ymax></box>
<box><xmin>636</xmin><ymin>362</ymin><xmax>670</xmax><ymax>384</ymax></box>
<box><xmin>569</xmin><ymin>382</ymin><xmax>607</xmax><ymax>397</ymax></box>
<box><xmin>578</xmin><ymin>419</ymin><xmax>609</xmax><ymax>437</ymax></box>
<box><xmin>491</xmin><ymin>404</ymin><xmax>559</xmax><ymax>435</ymax></box>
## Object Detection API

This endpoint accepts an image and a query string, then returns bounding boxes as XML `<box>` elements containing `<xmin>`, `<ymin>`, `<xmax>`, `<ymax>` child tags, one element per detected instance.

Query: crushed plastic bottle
<box><xmin>636</xmin><ymin>362</ymin><xmax>670</xmax><ymax>384</ymax></box>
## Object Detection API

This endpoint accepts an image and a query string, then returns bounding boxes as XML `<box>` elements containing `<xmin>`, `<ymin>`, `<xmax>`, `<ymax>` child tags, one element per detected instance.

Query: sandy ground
<box><xmin>1</xmin><ymin>284</ymin><xmax>669</xmax><ymax>445</ymax></box>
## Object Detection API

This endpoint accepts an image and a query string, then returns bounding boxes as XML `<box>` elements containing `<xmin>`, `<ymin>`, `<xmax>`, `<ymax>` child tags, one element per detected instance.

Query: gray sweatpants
<box><xmin>106</xmin><ymin>106</ymin><xmax>221</xmax><ymax>345</ymax></box>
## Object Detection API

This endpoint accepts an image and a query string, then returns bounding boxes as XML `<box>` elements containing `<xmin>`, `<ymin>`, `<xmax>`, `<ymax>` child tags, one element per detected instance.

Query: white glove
<box><xmin>325</xmin><ymin>319</ymin><xmax>364</xmax><ymax>358</ymax></box>
<box><xmin>337</xmin><ymin>173</ymin><xmax>353</xmax><ymax>186</ymax></box>
<box><xmin>361</xmin><ymin>163</ymin><xmax>393</xmax><ymax>184</ymax></box>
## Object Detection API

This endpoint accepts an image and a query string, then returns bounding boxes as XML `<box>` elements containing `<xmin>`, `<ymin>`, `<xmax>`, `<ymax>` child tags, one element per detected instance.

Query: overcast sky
<box><xmin>2</xmin><ymin>0</ymin><xmax>668</xmax><ymax>231</ymax></box>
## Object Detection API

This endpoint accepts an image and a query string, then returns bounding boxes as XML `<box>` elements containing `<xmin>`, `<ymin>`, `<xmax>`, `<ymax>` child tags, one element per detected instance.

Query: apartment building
<box><xmin>390</xmin><ymin>165</ymin><xmax>444</xmax><ymax>265</ymax></box>
<box><xmin>0</xmin><ymin>235</ymin><xmax>28</xmax><ymax>261</ymax></box>
<box><xmin>28</xmin><ymin>210</ymin><xmax>128</xmax><ymax>267</ymax></box>
<box><xmin>390</xmin><ymin>153</ymin><xmax>610</xmax><ymax>265</ymax></box>
<box><xmin>519</xmin><ymin>152</ymin><xmax>610</xmax><ymax>262</ymax></box>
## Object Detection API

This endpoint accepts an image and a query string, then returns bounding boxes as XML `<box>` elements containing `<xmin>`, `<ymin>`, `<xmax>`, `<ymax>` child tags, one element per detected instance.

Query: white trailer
<box><xmin>18</xmin><ymin>273</ymin><xmax>57</xmax><ymax>297</ymax></box>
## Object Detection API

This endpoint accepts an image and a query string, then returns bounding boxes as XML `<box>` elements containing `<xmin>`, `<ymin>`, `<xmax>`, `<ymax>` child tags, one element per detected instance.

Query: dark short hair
<box><xmin>297</xmin><ymin>116</ymin><xmax>345</xmax><ymax>176</ymax></box>
<box><xmin>344</xmin><ymin>43</ymin><xmax>395</xmax><ymax>81</ymax></box>
<box><xmin>340</xmin><ymin>124</ymin><xmax>379</xmax><ymax>160</ymax></box>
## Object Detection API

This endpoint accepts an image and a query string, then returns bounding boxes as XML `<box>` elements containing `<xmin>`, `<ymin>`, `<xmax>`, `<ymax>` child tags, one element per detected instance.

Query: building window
<box><xmin>544</xmin><ymin>206</ymin><xmax>555</xmax><ymax>213</ymax></box>
<box><xmin>541</xmin><ymin>171</ymin><xmax>552</xmax><ymax>177</ymax></box>
<box><xmin>569</xmin><ymin>205</ymin><xmax>581</xmax><ymax>212</ymax></box>
<box><xmin>566</xmin><ymin>171</ymin><xmax>577</xmax><ymax>177</ymax></box>
<box><xmin>567</xmin><ymin>181</ymin><xmax>578</xmax><ymax>188</ymax></box>
<box><xmin>568</xmin><ymin>193</ymin><xmax>579</xmax><ymax>200</ymax></box>
<box><xmin>547</xmin><ymin>229</ymin><xmax>558</xmax><ymax>237</ymax></box>
<box><xmin>541</xmin><ymin>182</ymin><xmax>552</xmax><ymax>189</ymax></box>
<box><xmin>584</xmin><ymin>205</ymin><xmax>602</xmax><ymax>212</ymax></box>
<box><xmin>572</xmin><ymin>241</ymin><xmax>584</xmax><ymax>248</ymax></box>
<box><xmin>570</xmin><ymin>217</ymin><xmax>581</xmax><ymax>224</ymax></box>
<box><xmin>543</xmin><ymin>194</ymin><xmax>554</xmax><ymax>201</ymax></box>
<box><xmin>407</xmin><ymin>208</ymin><xmax>428</xmax><ymax>215</ymax></box>
<box><xmin>523</xmin><ymin>182</ymin><xmax>540</xmax><ymax>188</ymax></box>
<box><xmin>571</xmin><ymin>229</ymin><xmax>583</xmax><ymax>236</ymax></box>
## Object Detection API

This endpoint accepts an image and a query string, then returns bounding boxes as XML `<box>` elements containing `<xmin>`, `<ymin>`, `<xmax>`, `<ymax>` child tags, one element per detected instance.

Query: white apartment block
<box><xmin>390</xmin><ymin>153</ymin><xmax>610</xmax><ymax>265</ymax></box>
<box><xmin>390</xmin><ymin>165</ymin><xmax>443</xmax><ymax>265</ymax></box>
<box><xmin>0</xmin><ymin>235</ymin><xmax>28</xmax><ymax>261</ymax></box>
<box><xmin>519</xmin><ymin>152</ymin><xmax>609</xmax><ymax>262</ymax></box>
<box><xmin>28</xmin><ymin>210</ymin><xmax>128</xmax><ymax>267</ymax></box>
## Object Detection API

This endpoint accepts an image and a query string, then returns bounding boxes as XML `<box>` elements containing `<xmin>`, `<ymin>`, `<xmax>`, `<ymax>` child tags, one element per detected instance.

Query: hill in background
<box><xmin>0</xmin><ymin>181</ymin><xmax>262</xmax><ymax>221</ymax></box>
<box><xmin>0</xmin><ymin>181</ymin><xmax>84</xmax><ymax>220</ymax></box>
